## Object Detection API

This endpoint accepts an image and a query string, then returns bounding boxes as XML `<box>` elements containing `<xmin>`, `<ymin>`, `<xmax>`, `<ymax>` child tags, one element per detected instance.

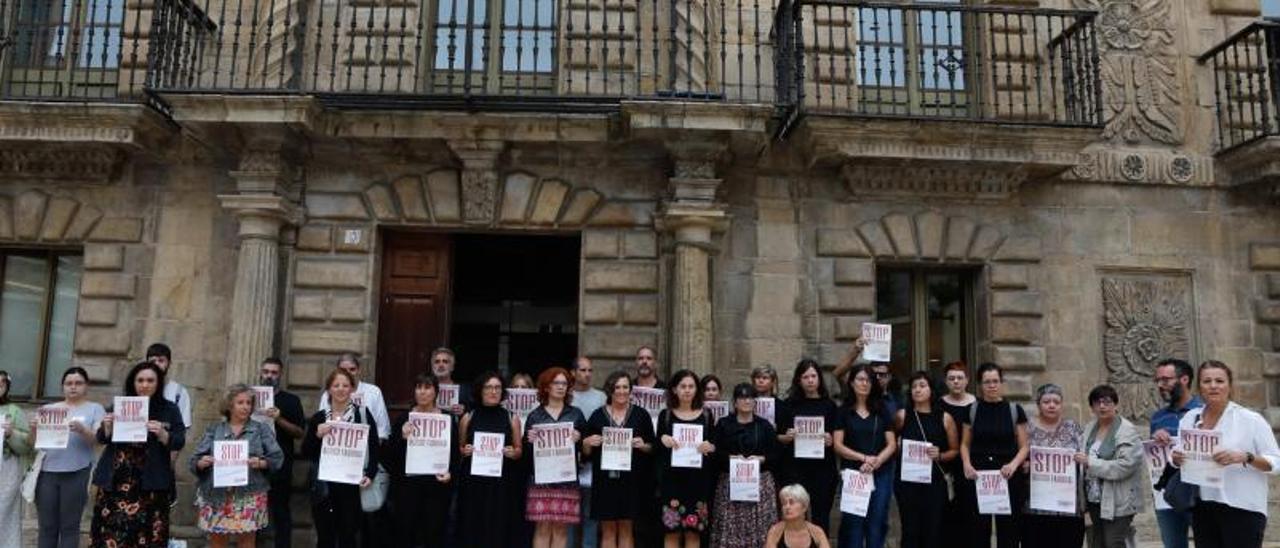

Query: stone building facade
<box><xmin>2</xmin><ymin>0</ymin><xmax>1280</xmax><ymax>543</ymax></box>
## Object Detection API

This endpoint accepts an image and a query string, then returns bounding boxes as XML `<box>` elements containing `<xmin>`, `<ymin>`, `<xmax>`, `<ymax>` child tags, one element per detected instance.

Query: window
<box><xmin>875</xmin><ymin>267</ymin><xmax>974</xmax><ymax>383</ymax></box>
<box><xmin>1267</xmin><ymin>0</ymin><xmax>1280</xmax><ymax>17</ymax></box>
<box><xmin>0</xmin><ymin>251</ymin><xmax>82</xmax><ymax>399</ymax></box>
<box><xmin>855</xmin><ymin>0</ymin><xmax>968</xmax><ymax>115</ymax></box>
<box><xmin>5</xmin><ymin>0</ymin><xmax>125</xmax><ymax>98</ymax></box>
<box><xmin>430</xmin><ymin>0</ymin><xmax>556</xmax><ymax>93</ymax></box>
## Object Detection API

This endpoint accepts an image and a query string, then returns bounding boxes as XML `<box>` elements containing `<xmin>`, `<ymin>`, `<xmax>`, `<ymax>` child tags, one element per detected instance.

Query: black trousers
<box><xmin>313</xmin><ymin>483</ymin><xmax>362</xmax><ymax>548</ymax></box>
<box><xmin>944</xmin><ymin>475</ymin><xmax>974</xmax><ymax>548</ymax></box>
<box><xmin>1191</xmin><ymin>500</ymin><xmax>1266</xmax><ymax>548</ymax></box>
<box><xmin>970</xmin><ymin>471</ymin><xmax>1028</xmax><ymax>548</ymax></box>
<box><xmin>392</xmin><ymin>477</ymin><xmax>452</xmax><ymax>548</ymax></box>
<box><xmin>266</xmin><ymin>475</ymin><xmax>292</xmax><ymax>548</ymax></box>
<box><xmin>896</xmin><ymin>478</ymin><xmax>947</xmax><ymax>548</ymax></box>
<box><xmin>1019</xmin><ymin>513</ymin><xmax>1084</xmax><ymax>548</ymax></box>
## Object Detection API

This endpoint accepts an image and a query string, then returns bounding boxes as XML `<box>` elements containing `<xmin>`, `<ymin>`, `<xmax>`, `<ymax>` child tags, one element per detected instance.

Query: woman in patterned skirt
<box><xmin>524</xmin><ymin>367</ymin><xmax>587</xmax><ymax>548</ymax></box>
<box><xmin>657</xmin><ymin>369</ymin><xmax>717</xmax><ymax>548</ymax></box>
<box><xmin>190</xmin><ymin>384</ymin><xmax>284</xmax><ymax>547</ymax></box>
<box><xmin>91</xmin><ymin>361</ymin><xmax>187</xmax><ymax>547</ymax></box>
<box><xmin>711</xmin><ymin>383</ymin><xmax>779</xmax><ymax>548</ymax></box>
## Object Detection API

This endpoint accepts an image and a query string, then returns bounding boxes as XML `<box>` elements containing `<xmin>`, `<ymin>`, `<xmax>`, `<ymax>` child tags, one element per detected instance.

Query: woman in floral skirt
<box><xmin>190</xmin><ymin>384</ymin><xmax>284</xmax><ymax>547</ymax></box>
<box><xmin>91</xmin><ymin>361</ymin><xmax>187</xmax><ymax>547</ymax></box>
<box><xmin>656</xmin><ymin>370</ymin><xmax>717</xmax><ymax>548</ymax></box>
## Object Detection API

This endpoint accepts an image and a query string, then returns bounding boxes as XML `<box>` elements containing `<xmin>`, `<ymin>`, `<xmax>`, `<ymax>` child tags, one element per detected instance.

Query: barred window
<box><xmin>0</xmin><ymin>250</ymin><xmax>82</xmax><ymax>399</ymax></box>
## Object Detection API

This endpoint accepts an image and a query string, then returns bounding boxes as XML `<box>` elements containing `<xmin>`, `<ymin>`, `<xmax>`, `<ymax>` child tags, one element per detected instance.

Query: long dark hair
<box><xmin>787</xmin><ymin>359</ymin><xmax>828</xmax><ymax>403</ymax></box>
<box><xmin>666</xmin><ymin>369</ymin><xmax>703</xmax><ymax>410</ymax></box>
<box><xmin>123</xmin><ymin>361</ymin><xmax>168</xmax><ymax>410</ymax></box>
<box><xmin>843</xmin><ymin>363</ymin><xmax>884</xmax><ymax>415</ymax></box>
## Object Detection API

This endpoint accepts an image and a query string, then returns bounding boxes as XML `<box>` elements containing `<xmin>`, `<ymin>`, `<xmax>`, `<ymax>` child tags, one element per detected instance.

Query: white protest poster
<box><xmin>754</xmin><ymin>397</ymin><xmax>776</xmax><ymax>427</ymax></box>
<box><xmin>729</xmin><ymin>458</ymin><xmax>761</xmax><ymax>502</ymax></box>
<box><xmin>861</xmin><ymin>323</ymin><xmax>892</xmax><ymax>362</ymax></box>
<box><xmin>704</xmin><ymin>401</ymin><xmax>730</xmax><ymax>423</ymax></box>
<box><xmin>899</xmin><ymin>439</ymin><xmax>934</xmax><ymax>484</ymax></box>
<box><xmin>35</xmin><ymin>406</ymin><xmax>70</xmax><ymax>449</ymax></box>
<box><xmin>1179</xmin><ymin>428</ymin><xmax>1223</xmax><ymax>488</ymax></box>
<box><xmin>1029</xmin><ymin>446</ymin><xmax>1077</xmax><ymax>513</ymax></box>
<box><xmin>213</xmin><ymin>440</ymin><xmax>250</xmax><ymax>488</ymax></box>
<box><xmin>1143</xmin><ymin>440</ymin><xmax>1172</xmax><ymax>509</ymax></box>
<box><xmin>631</xmin><ymin>387</ymin><xmax>667</xmax><ymax>430</ymax></box>
<box><xmin>503</xmin><ymin>389</ymin><xmax>539</xmax><ymax>430</ymax></box>
<box><xmin>601</xmin><ymin>427</ymin><xmax>633</xmax><ymax>472</ymax></box>
<box><xmin>437</xmin><ymin>384</ymin><xmax>460</xmax><ymax>410</ymax></box>
<box><xmin>112</xmin><ymin>396</ymin><xmax>150</xmax><ymax>443</ymax></box>
<box><xmin>317</xmin><ymin>422</ymin><xmax>370</xmax><ymax>485</ymax></box>
<box><xmin>671</xmin><ymin>423</ymin><xmax>704</xmax><ymax>468</ymax></box>
<box><xmin>840</xmin><ymin>469</ymin><xmax>875</xmax><ymax>517</ymax></box>
<box><xmin>470</xmin><ymin>431</ymin><xmax>505</xmax><ymax>478</ymax></box>
<box><xmin>531</xmin><ymin>422</ymin><xmax>577</xmax><ymax>484</ymax></box>
<box><xmin>794</xmin><ymin>416</ymin><xmax>825</xmax><ymax>459</ymax></box>
<box><xmin>976</xmin><ymin>470</ymin><xmax>1012</xmax><ymax>515</ymax></box>
<box><xmin>406</xmin><ymin>412</ymin><xmax>451</xmax><ymax>476</ymax></box>
<box><xmin>251</xmin><ymin>386</ymin><xmax>274</xmax><ymax>412</ymax></box>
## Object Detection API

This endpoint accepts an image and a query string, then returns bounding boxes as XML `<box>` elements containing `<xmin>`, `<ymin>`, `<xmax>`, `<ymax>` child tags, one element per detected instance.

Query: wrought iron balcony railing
<box><xmin>1199</xmin><ymin>20</ymin><xmax>1280</xmax><ymax>152</ymax></box>
<box><xmin>773</xmin><ymin>0</ymin><xmax>1102</xmax><ymax>127</ymax></box>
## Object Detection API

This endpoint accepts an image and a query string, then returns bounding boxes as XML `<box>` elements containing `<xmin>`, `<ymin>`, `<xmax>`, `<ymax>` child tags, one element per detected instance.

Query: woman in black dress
<box><xmin>959</xmin><ymin>363</ymin><xmax>1029</xmax><ymax>548</ymax></box>
<box><xmin>303</xmin><ymin>368</ymin><xmax>380</xmax><ymax>548</ymax></box>
<box><xmin>938</xmin><ymin>361</ymin><xmax>976</xmax><ymax>548</ymax></box>
<box><xmin>385</xmin><ymin>373</ymin><xmax>459</xmax><ymax>548</ymax></box>
<box><xmin>657</xmin><ymin>369</ymin><xmax>717</xmax><ymax>548</ymax></box>
<box><xmin>458</xmin><ymin>371</ymin><xmax>524</xmax><ymax>548</ymax></box>
<box><xmin>776</xmin><ymin>359</ymin><xmax>838</xmax><ymax>533</ymax></box>
<box><xmin>583</xmin><ymin>370</ymin><xmax>655</xmax><ymax>548</ymax></box>
<box><xmin>894</xmin><ymin>371</ymin><xmax>959</xmax><ymax>548</ymax></box>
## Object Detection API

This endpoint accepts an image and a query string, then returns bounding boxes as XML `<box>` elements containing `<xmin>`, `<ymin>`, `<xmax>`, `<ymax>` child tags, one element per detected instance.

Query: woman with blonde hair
<box><xmin>765</xmin><ymin>484</ymin><xmax>831</xmax><ymax>548</ymax></box>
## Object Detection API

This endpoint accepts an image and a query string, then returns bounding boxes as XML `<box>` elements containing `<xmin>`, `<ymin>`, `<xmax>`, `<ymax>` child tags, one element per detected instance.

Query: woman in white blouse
<box><xmin>1171</xmin><ymin>360</ymin><xmax>1280</xmax><ymax>548</ymax></box>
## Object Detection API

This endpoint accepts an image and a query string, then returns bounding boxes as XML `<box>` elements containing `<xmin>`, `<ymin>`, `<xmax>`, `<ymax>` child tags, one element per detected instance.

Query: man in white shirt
<box><xmin>147</xmin><ymin>343</ymin><xmax>192</xmax><ymax>428</ymax></box>
<box><xmin>318</xmin><ymin>353</ymin><xmax>390</xmax><ymax>440</ymax></box>
<box><xmin>568</xmin><ymin>356</ymin><xmax>605</xmax><ymax>548</ymax></box>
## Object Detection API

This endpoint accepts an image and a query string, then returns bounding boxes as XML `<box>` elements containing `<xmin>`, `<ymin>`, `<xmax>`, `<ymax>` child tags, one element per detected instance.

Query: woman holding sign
<box><xmin>29</xmin><ymin>367</ymin><xmax>104</xmax><ymax>548</ymax></box>
<box><xmin>1074</xmin><ymin>384</ymin><xmax>1143</xmax><ymax>548</ymax></box>
<box><xmin>1170</xmin><ymin>361</ymin><xmax>1280</xmax><ymax>548</ymax></box>
<box><xmin>832</xmin><ymin>363</ymin><xmax>896</xmax><ymax>548</ymax></box>
<box><xmin>523</xmin><ymin>367</ymin><xmax>588</xmax><ymax>548</ymax></box>
<box><xmin>893</xmin><ymin>371</ymin><xmax>958</xmax><ymax>548</ymax></box>
<box><xmin>776</xmin><ymin>359</ymin><xmax>838</xmax><ymax>533</ymax></box>
<box><xmin>459</xmin><ymin>371</ymin><xmax>524</xmax><ymax>548</ymax></box>
<box><xmin>583</xmin><ymin>370</ymin><xmax>655</xmax><ymax>548</ymax></box>
<box><xmin>386</xmin><ymin>373</ymin><xmax>459</xmax><ymax>547</ymax></box>
<box><xmin>91</xmin><ymin>361</ymin><xmax>187</xmax><ymax>547</ymax></box>
<box><xmin>1019</xmin><ymin>383</ymin><xmax>1084</xmax><ymax>548</ymax></box>
<box><xmin>711</xmin><ymin>383</ymin><xmax>779</xmax><ymax>548</ymax></box>
<box><xmin>0</xmin><ymin>370</ymin><xmax>33</xmax><ymax>548</ymax></box>
<box><xmin>656</xmin><ymin>370</ymin><xmax>717</xmax><ymax>548</ymax></box>
<box><xmin>303</xmin><ymin>368</ymin><xmax>380</xmax><ymax>548</ymax></box>
<box><xmin>190</xmin><ymin>384</ymin><xmax>285</xmax><ymax>548</ymax></box>
<box><xmin>959</xmin><ymin>363</ymin><xmax>1028</xmax><ymax>548</ymax></box>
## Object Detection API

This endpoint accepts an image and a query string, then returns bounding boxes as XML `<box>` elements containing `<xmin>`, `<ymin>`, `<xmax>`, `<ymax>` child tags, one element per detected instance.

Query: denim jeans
<box><xmin>567</xmin><ymin>486</ymin><xmax>598</xmax><ymax>548</ymax></box>
<box><xmin>1155</xmin><ymin>508</ymin><xmax>1191</xmax><ymax>548</ymax></box>
<box><xmin>838</xmin><ymin>465</ymin><xmax>894</xmax><ymax>548</ymax></box>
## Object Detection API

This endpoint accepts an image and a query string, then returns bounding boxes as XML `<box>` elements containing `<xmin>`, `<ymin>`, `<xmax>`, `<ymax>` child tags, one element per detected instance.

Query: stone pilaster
<box><xmin>448</xmin><ymin>140</ymin><xmax>506</xmax><ymax>225</ymax></box>
<box><xmin>658</xmin><ymin>142</ymin><xmax>728</xmax><ymax>376</ymax></box>
<box><xmin>221</xmin><ymin>143</ymin><xmax>304</xmax><ymax>385</ymax></box>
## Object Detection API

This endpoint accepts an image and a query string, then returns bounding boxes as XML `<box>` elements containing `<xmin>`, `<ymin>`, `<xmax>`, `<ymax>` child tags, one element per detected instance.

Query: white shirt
<box><xmin>319</xmin><ymin>381</ymin><xmax>390</xmax><ymax>440</ymax></box>
<box><xmin>163</xmin><ymin>381</ymin><xmax>192</xmax><ymax>428</ymax></box>
<box><xmin>571</xmin><ymin>387</ymin><xmax>608</xmax><ymax>487</ymax></box>
<box><xmin>1177</xmin><ymin>402</ymin><xmax>1280</xmax><ymax>515</ymax></box>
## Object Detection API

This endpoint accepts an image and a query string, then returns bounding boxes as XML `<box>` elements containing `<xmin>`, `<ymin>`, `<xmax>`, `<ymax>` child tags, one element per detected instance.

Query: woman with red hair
<box><xmin>524</xmin><ymin>367</ymin><xmax>588</xmax><ymax>548</ymax></box>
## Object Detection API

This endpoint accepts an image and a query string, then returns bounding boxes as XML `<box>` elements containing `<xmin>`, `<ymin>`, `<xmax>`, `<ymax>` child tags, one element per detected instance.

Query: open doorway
<box><xmin>376</xmin><ymin>231</ymin><xmax>580</xmax><ymax>407</ymax></box>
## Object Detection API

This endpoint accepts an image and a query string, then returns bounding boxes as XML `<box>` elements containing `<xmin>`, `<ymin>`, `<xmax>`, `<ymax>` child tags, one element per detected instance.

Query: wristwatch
<box><xmin>1246</xmin><ymin>452</ymin><xmax>1256</xmax><ymax>467</ymax></box>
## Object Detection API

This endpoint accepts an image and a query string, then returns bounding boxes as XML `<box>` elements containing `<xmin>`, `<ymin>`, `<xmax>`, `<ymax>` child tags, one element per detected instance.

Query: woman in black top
<box><xmin>833</xmin><ymin>363</ymin><xmax>896</xmax><ymax>548</ymax></box>
<box><xmin>458</xmin><ymin>371</ymin><xmax>524</xmax><ymax>548</ymax></box>
<box><xmin>582</xmin><ymin>370</ymin><xmax>655</xmax><ymax>548</ymax></box>
<box><xmin>959</xmin><ymin>363</ymin><xmax>1029</xmax><ymax>548</ymax></box>
<box><xmin>303</xmin><ymin>368</ymin><xmax>380</xmax><ymax>548</ymax></box>
<box><xmin>894</xmin><ymin>371</ymin><xmax>959</xmax><ymax>548</ymax></box>
<box><xmin>385</xmin><ymin>373</ymin><xmax>459</xmax><ymax>548</ymax></box>
<box><xmin>938</xmin><ymin>361</ymin><xmax>976</xmax><ymax>548</ymax></box>
<box><xmin>710</xmin><ymin>383</ymin><xmax>779</xmax><ymax>548</ymax></box>
<box><xmin>776</xmin><ymin>359</ymin><xmax>838</xmax><ymax>532</ymax></box>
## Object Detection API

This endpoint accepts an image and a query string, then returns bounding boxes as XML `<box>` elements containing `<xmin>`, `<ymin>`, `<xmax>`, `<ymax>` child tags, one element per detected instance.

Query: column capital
<box><xmin>229</xmin><ymin>132</ymin><xmax>307</xmax><ymax>197</ymax></box>
<box><xmin>666</xmin><ymin>139</ymin><xmax>728</xmax><ymax>180</ymax></box>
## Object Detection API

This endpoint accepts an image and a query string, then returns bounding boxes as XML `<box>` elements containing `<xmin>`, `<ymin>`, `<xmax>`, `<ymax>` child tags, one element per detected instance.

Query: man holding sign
<box><xmin>189</xmin><ymin>386</ymin><xmax>285</xmax><ymax>544</ymax></box>
<box><xmin>256</xmin><ymin>357</ymin><xmax>306</xmax><ymax>548</ymax></box>
<box><xmin>1147</xmin><ymin>358</ymin><xmax>1201</xmax><ymax>548</ymax></box>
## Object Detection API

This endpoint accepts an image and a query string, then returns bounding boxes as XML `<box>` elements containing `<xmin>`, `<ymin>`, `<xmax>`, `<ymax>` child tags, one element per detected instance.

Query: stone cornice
<box><xmin>0</xmin><ymin>101</ymin><xmax>176</xmax><ymax>153</ymax></box>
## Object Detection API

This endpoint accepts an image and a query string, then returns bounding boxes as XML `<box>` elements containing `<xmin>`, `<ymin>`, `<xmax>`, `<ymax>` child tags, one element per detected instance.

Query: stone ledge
<box><xmin>0</xmin><ymin>100</ymin><xmax>177</xmax><ymax>153</ymax></box>
<box><xmin>1251</xmin><ymin>243</ymin><xmax>1280</xmax><ymax>271</ymax></box>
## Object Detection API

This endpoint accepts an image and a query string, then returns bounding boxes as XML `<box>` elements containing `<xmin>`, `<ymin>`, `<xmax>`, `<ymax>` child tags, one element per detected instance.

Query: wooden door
<box><xmin>376</xmin><ymin>232</ymin><xmax>452</xmax><ymax>410</ymax></box>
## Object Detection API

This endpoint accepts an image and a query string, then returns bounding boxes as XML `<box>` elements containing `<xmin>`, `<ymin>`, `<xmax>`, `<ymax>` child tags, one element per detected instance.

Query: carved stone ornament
<box><xmin>1072</xmin><ymin>0</ymin><xmax>1183</xmax><ymax>145</ymax></box>
<box><xmin>842</xmin><ymin>163</ymin><xmax>1027</xmax><ymax>200</ymax></box>
<box><xmin>1101</xmin><ymin>274</ymin><xmax>1195</xmax><ymax>420</ymax></box>
<box><xmin>1067</xmin><ymin>150</ymin><xmax>1212</xmax><ymax>186</ymax></box>
<box><xmin>0</xmin><ymin>147</ymin><xmax>122</xmax><ymax>182</ymax></box>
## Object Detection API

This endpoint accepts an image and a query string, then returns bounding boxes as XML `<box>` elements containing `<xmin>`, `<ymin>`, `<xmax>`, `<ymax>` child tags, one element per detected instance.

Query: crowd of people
<box><xmin>0</xmin><ymin>342</ymin><xmax>1277</xmax><ymax>548</ymax></box>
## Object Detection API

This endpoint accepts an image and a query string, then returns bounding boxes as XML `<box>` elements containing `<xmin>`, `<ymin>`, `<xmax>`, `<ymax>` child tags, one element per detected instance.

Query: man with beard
<box><xmin>257</xmin><ymin>357</ymin><xmax>306</xmax><ymax>548</ymax></box>
<box><xmin>430</xmin><ymin>347</ymin><xmax>472</xmax><ymax>415</ymax></box>
<box><xmin>1149</xmin><ymin>358</ymin><xmax>1202</xmax><ymax>548</ymax></box>
<box><xmin>633</xmin><ymin>346</ymin><xmax>665</xmax><ymax>388</ymax></box>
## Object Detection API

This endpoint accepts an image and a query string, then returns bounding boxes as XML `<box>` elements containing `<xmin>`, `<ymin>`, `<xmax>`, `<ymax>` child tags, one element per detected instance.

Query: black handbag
<box><xmin>1155</xmin><ymin>463</ymin><xmax>1198</xmax><ymax>512</ymax></box>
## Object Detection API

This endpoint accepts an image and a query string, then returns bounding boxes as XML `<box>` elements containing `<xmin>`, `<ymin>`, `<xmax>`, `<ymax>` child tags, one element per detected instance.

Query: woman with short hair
<box><xmin>303</xmin><ymin>368</ymin><xmax>379</xmax><ymax>548</ymax></box>
<box><xmin>190</xmin><ymin>384</ymin><xmax>285</xmax><ymax>547</ymax></box>
<box><xmin>385</xmin><ymin>373</ymin><xmax>458</xmax><ymax>547</ymax></box>
<box><xmin>458</xmin><ymin>371</ymin><xmax>524</xmax><ymax>547</ymax></box>
<box><xmin>764</xmin><ymin>484</ymin><xmax>831</xmax><ymax>548</ymax></box>
<box><xmin>582</xmin><ymin>370</ymin><xmax>655</xmax><ymax>548</ymax></box>
<box><xmin>1075</xmin><ymin>384</ymin><xmax>1144</xmax><ymax>548</ymax></box>
<box><xmin>524</xmin><ymin>367</ymin><xmax>588</xmax><ymax>548</ymax></box>
<box><xmin>959</xmin><ymin>362</ymin><xmax>1028</xmax><ymax>548</ymax></box>
<box><xmin>1020</xmin><ymin>384</ymin><xmax>1084</xmax><ymax>548</ymax></box>
<box><xmin>710</xmin><ymin>383</ymin><xmax>778</xmax><ymax>548</ymax></box>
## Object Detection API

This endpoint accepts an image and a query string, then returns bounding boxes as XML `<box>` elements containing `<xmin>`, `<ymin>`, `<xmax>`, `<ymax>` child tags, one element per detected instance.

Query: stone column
<box><xmin>220</xmin><ymin>145</ymin><xmax>303</xmax><ymax>385</ymax></box>
<box><xmin>658</xmin><ymin>143</ymin><xmax>728</xmax><ymax>376</ymax></box>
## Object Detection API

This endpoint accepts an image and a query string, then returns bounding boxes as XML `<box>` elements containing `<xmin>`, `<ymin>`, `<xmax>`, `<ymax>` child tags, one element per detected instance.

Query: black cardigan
<box><xmin>302</xmin><ymin>408</ymin><xmax>381</xmax><ymax>481</ymax></box>
<box><xmin>92</xmin><ymin>397</ymin><xmax>187</xmax><ymax>491</ymax></box>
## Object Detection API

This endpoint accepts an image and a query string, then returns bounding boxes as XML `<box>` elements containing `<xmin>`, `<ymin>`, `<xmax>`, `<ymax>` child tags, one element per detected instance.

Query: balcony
<box><xmin>1199</xmin><ymin>20</ymin><xmax>1280</xmax><ymax>196</ymax></box>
